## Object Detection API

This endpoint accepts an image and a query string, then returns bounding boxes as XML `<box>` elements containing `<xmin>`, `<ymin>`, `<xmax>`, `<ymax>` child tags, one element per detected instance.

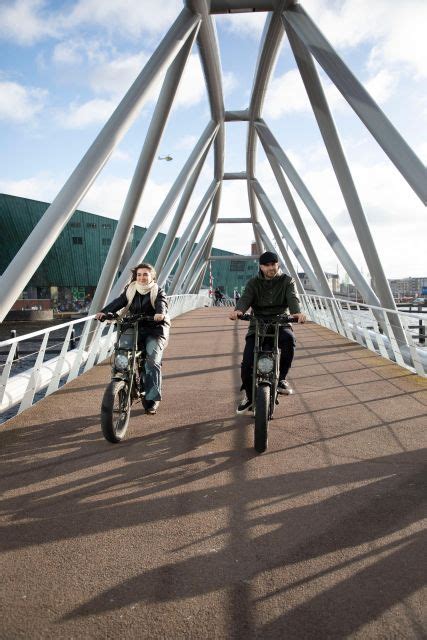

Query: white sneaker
<box><xmin>278</xmin><ymin>379</ymin><xmax>293</xmax><ymax>395</ymax></box>
<box><xmin>236</xmin><ymin>391</ymin><xmax>253</xmax><ymax>414</ymax></box>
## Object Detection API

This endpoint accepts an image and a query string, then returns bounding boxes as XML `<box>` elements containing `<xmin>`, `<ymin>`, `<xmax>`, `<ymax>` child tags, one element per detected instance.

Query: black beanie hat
<box><xmin>259</xmin><ymin>251</ymin><xmax>279</xmax><ymax>265</ymax></box>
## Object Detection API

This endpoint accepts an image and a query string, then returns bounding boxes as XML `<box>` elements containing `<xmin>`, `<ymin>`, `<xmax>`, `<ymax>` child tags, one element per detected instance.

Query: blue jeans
<box><xmin>138</xmin><ymin>332</ymin><xmax>166</xmax><ymax>402</ymax></box>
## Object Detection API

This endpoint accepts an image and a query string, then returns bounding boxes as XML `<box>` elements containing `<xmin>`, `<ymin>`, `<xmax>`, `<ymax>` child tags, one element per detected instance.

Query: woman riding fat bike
<box><xmin>98</xmin><ymin>311</ymin><xmax>158</xmax><ymax>442</ymax></box>
<box><xmin>95</xmin><ymin>262</ymin><xmax>170</xmax><ymax>418</ymax></box>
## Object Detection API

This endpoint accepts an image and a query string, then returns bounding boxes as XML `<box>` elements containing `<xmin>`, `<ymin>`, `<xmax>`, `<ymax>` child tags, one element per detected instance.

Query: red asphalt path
<box><xmin>0</xmin><ymin>307</ymin><xmax>426</xmax><ymax>639</ymax></box>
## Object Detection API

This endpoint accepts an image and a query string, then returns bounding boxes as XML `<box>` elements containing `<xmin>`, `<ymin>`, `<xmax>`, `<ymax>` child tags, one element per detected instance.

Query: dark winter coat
<box><xmin>235</xmin><ymin>272</ymin><xmax>301</xmax><ymax>335</ymax></box>
<box><xmin>101</xmin><ymin>287</ymin><xmax>170</xmax><ymax>340</ymax></box>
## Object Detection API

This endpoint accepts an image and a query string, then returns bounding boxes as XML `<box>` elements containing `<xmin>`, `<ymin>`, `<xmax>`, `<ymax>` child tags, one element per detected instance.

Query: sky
<box><xmin>0</xmin><ymin>0</ymin><xmax>426</xmax><ymax>281</ymax></box>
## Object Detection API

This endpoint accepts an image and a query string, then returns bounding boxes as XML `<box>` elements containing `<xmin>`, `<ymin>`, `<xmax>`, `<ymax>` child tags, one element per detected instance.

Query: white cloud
<box><xmin>110</xmin><ymin>148</ymin><xmax>132</xmax><ymax>162</ymax></box>
<box><xmin>52</xmin><ymin>39</ymin><xmax>107</xmax><ymax>66</ymax></box>
<box><xmin>79</xmin><ymin>174</ymin><xmax>170</xmax><ymax>224</ymax></box>
<box><xmin>0</xmin><ymin>172</ymin><xmax>59</xmax><ymax>202</ymax></box>
<box><xmin>0</xmin><ymin>0</ymin><xmax>184</xmax><ymax>47</ymax></box>
<box><xmin>223</xmin><ymin>70</ymin><xmax>239</xmax><ymax>98</ymax></box>
<box><xmin>175</xmin><ymin>134</ymin><xmax>198</xmax><ymax>150</ymax></box>
<box><xmin>89</xmin><ymin>50</ymin><xmax>220</xmax><ymax>110</ymax></box>
<box><xmin>52</xmin><ymin>41</ymin><xmax>83</xmax><ymax>65</ymax></box>
<box><xmin>215</xmin><ymin>11</ymin><xmax>267</xmax><ymax>40</ymax></box>
<box><xmin>65</xmin><ymin>0</ymin><xmax>182</xmax><ymax>39</ymax></box>
<box><xmin>0</xmin><ymin>80</ymin><xmax>48</xmax><ymax>123</ymax></box>
<box><xmin>60</xmin><ymin>98</ymin><xmax>118</xmax><ymax>129</ymax></box>
<box><xmin>302</xmin><ymin>0</ymin><xmax>427</xmax><ymax>78</ymax></box>
<box><xmin>0</xmin><ymin>0</ymin><xmax>57</xmax><ymax>45</ymax></box>
<box><xmin>89</xmin><ymin>52</ymin><xmax>150</xmax><ymax>97</ymax></box>
<box><xmin>174</xmin><ymin>54</ymin><xmax>206</xmax><ymax>108</ymax></box>
<box><xmin>263</xmin><ymin>65</ymin><xmax>397</xmax><ymax>120</ymax></box>
<box><xmin>363</xmin><ymin>70</ymin><xmax>397</xmax><ymax>106</ymax></box>
<box><xmin>263</xmin><ymin>69</ymin><xmax>310</xmax><ymax>118</ymax></box>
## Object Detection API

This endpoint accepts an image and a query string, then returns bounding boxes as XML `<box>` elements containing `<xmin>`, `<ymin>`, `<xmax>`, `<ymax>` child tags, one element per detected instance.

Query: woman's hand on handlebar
<box><xmin>291</xmin><ymin>312</ymin><xmax>307</xmax><ymax>324</ymax></box>
<box><xmin>95</xmin><ymin>312</ymin><xmax>116</xmax><ymax>322</ymax></box>
<box><xmin>229</xmin><ymin>309</ymin><xmax>243</xmax><ymax>321</ymax></box>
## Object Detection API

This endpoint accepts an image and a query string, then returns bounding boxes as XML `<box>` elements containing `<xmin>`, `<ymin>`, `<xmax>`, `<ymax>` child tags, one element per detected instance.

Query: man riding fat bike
<box><xmin>229</xmin><ymin>251</ymin><xmax>306</xmax><ymax>414</ymax></box>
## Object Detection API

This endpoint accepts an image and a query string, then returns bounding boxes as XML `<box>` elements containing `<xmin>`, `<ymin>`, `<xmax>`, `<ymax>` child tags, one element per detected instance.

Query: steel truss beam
<box><xmin>2</xmin><ymin>0</ymin><xmax>423</xmax><ymax>321</ymax></box>
<box><xmin>252</xmin><ymin>180</ymin><xmax>320</xmax><ymax>293</ymax></box>
<box><xmin>284</xmin><ymin>20</ymin><xmax>400</xmax><ymax>317</ymax></box>
<box><xmin>259</xmin><ymin>130</ymin><xmax>333</xmax><ymax>298</ymax></box>
<box><xmin>255</xmin><ymin>119</ymin><xmax>381</xmax><ymax>307</ymax></box>
<box><xmin>179</xmin><ymin>224</ymin><xmax>216</xmax><ymax>292</ymax></box>
<box><xmin>0</xmin><ymin>8</ymin><xmax>201</xmax><ymax>322</ymax></box>
<box><xmin>109</xmin><ymin>120</ymin><xmax>218</xmax><ymax>297</ymax></box>
<box><xmin>185</xmin><ymin>0</ymin><xmax>226</xmax><ymax>290</ymax></box>
<box><xmin>89</xmin><ymin>27</ymin><xmax>200</xmax><ymax>314</ymax></box>
<box><xmin>158</xmin><ymin>180</ymin><xmax>220</xmax><ymax>288</ymax></box>
<box><xmin>154</xmin><ymin>145</ymin><xmax>210</xmax><ymax>275</ymax></box>
<box><xmin>247</xmin><ymin>4</ymin><xmax>287</xmax><ymax>255</ymax></box>
<box><xmin>167</xmin><ymin>188</ymin><xmax>217</xmax><ymax>294</ymax></box>
<box><xmin>283</xmin><ymin>4</ymin><xmax>427</xmax><ymax>205</ymax></box>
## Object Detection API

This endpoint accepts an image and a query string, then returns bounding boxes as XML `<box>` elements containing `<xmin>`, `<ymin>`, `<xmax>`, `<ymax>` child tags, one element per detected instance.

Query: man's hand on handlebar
<box><xmin>291</xmin><ymin>312</ymin><xmax>306</xmax><ymax>324</ymax></box>
<box><xmin>229</xmin><ymin>309</ymin><xmax>243</xmax><ymax>321</ymax></box>
<box><xmin>154</xmin><ymin>313</ymin><xmax>164</xmax><ymax>322</ymax></box>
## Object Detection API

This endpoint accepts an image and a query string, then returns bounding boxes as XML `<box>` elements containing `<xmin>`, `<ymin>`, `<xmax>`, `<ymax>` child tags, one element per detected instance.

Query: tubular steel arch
<box><xmin>1</xmin><ymin>0</ymin><xmax>425</xmax><ymax>356</ymax></box>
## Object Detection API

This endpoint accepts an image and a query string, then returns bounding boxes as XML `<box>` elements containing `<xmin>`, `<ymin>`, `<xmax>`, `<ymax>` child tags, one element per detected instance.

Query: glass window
<box><xmin>72</xmin><ymin>237</ymin><xmax>83</xmax><ymax>245</ymax></box>
<box><xmin>70</xmin><ymin>222</ymin><xmax>81</xmax><ymax>228</ymax></box>
<box><xmin>86</xmin><ymin>222</ymin><xmax>97</xmax><ymax>229</ymax></box>
<box><xmin>102</xmin><ymin>238</ymin><xmax>111</xmax><ymax>246</ymax></box>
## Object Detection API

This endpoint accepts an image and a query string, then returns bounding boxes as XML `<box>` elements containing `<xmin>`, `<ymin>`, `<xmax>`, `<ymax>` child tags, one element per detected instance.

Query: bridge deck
<box><xmin>1</xmin><ymin>307</ymin><xmax>426</xmax><ymax>639</ymax></box>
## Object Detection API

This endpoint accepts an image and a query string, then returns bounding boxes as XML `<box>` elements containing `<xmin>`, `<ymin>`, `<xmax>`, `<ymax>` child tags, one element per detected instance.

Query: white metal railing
<box><xmin>0</xmin><ymin>293</ymin><xmax>210</xmax><ymax>422</ymax></box>
<box><xmin>300</xmin><ymin>294</ymin><xmax>427</xmax><ymax>377</ymax></box>
<box><xmin>211</xmin><ymin>296</ymin><xmax>235</xmax><ymax>307</ymax></box>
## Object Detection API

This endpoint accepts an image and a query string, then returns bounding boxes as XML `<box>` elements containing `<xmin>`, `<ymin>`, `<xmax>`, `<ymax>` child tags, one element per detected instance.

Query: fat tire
<box><xmin>254</xmin><ymin>384</ymin><xmax>270</xmax><ymax>453</ymax></box>
<box><xmin>101</xmin><ymin>380</ymin><xmax>131</xmax><ymax>443</ymax></box>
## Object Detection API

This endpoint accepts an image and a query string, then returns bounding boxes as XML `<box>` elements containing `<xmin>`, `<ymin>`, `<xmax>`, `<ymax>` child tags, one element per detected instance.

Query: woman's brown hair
<box><xmin>129</xmin><ymin>263</ymin><xmax>157</xmax><ymax>282</ymax></box>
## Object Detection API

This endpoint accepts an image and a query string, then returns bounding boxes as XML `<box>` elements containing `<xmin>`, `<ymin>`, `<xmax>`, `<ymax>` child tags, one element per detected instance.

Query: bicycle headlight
<box><xmin>257</xmin><ymin>356</ymin><xmax>274</xmax><ymax>374</ymax></box>
<box><xmin>115</xmin><ymin>353</ymin><xmax>129</xmax><ymax>371</ymax></box>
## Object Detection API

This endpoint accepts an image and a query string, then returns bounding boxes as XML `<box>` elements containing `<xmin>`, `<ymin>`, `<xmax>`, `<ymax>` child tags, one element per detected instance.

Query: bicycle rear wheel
<box><xmin>254</xmin><ymin>384</ymin><xmax>270</xmax><ymax>453</ymax></box>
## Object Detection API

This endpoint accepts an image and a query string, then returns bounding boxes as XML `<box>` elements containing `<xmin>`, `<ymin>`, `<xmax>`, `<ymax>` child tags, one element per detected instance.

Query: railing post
<box><xmin>10</xmin><ymin>330</ymin><xmax>19</xmax><ymax>361</ymax></box>
<box><xmin>419</xmin><ymin>320</ymin><xmax>425</xmax><ymax>345</ymax></box>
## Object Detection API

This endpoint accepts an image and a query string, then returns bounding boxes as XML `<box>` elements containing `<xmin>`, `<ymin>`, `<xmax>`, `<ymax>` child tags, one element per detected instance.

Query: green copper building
<box><xmin>0</xmin><ymin>193</ymin><xmax>258</xmax><ymax>309</ymax></box>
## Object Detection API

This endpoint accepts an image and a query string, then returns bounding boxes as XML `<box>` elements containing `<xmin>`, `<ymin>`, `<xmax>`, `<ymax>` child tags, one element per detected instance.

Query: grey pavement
<box><xmin>1</xmin><ymin>307</ymin><xmax>426</xmax><ymax>639</ymax></box>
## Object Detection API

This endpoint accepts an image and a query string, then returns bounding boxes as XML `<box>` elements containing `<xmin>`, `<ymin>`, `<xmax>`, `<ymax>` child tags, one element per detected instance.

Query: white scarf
<box><xmin>117</xmin><ymin>280</ymin><xmax>159</xmax><ymax>317</ymax></box>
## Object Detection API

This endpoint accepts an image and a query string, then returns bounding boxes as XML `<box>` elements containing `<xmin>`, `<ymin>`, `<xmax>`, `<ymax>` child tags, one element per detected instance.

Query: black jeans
<box><xmin>241</xmin><ymin>327</ymin><xmax>296</xmax><ymax>399</ymax></box>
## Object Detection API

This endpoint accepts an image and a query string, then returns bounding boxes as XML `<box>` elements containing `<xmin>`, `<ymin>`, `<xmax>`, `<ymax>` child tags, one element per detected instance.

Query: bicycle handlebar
<box><xmin>239</xmin><ymin>313</ymin><xmax>298</xmax><ymax>323</ymax></box>
<box><xmin>99</xmin><ymin>312</ymin><xmax>156</xmax><ymax>323</ymax></box>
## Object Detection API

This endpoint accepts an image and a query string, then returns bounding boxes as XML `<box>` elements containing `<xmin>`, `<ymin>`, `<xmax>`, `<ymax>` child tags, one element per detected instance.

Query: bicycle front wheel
<box><xmin>254</xmin><ymin>384</ymin><xmax>270</xmax><ymax>453</ymax></box>
<box><xmin>101</xmin><ymin>380</ymin><xmax>131</xmax><ymax>443</ymax></box>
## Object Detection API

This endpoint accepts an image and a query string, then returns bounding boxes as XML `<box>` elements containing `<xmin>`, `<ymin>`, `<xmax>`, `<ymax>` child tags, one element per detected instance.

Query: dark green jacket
<box><xmin>235</xmin><ymin>271</ymin><xmax>301</xmax><ymax>334</ymax></box>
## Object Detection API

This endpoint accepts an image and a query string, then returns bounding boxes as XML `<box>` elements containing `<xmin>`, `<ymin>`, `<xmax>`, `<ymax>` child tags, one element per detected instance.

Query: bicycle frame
<box><xmin>111</xmin><ymin>316</ymin><xmax>143</xmax><ymax>403</ymax></box>
<box><xmin>252</xmin><ymin>317</ymin><xmax>282</xmax><ymax>420</ymax></box>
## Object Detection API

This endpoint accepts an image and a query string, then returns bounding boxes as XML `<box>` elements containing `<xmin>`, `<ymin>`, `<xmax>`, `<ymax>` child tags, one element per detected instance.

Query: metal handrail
<box><xmin>0</xmin><ymin>293</ymin><xmax>210</xmax><ymax>421</ymax></box>
<box><xmin>300</xmin><ymin>294</ymin><xmax>427</xmax><ymax>377</ymax></box>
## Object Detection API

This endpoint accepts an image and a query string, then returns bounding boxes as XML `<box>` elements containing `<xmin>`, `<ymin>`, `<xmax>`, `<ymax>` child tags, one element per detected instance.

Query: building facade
<box><xmin>0</xmin><ymin>193</ymin><xmax>257</xmax><ymax>309</ymax></box>
<box><xmin>388</xmin><ymin>277</ymin><xmax>427</xmax><ymax>300</ymax></box>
